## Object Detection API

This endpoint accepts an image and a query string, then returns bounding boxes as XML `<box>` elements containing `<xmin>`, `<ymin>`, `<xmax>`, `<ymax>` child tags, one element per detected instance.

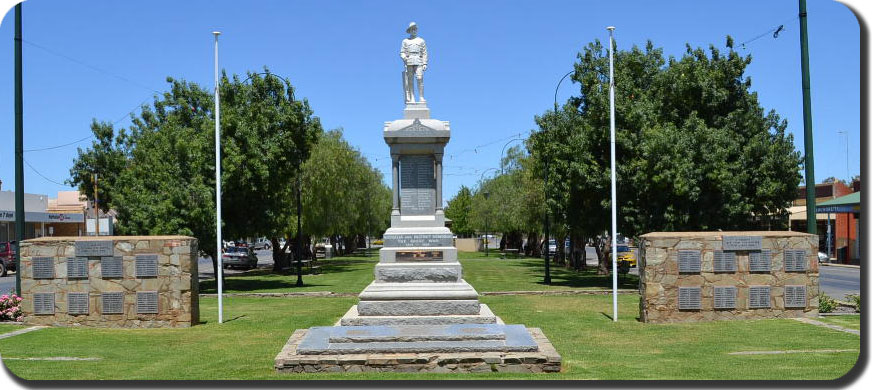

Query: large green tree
<box><xmin>302</xmin><ymin>129</ymin><xmax>391</xmax><ymax>256</ymax></box>
<box><xmin>69</xmin><ymin>71</ymin><xmax>322</xmax><ymax>277</ymax></box>
<box><xmin>527</xmin><ymin>37</ymin><xmax>802</xmax><ymax>273</ymax></box>
<box><xmin>444</xmin><ymin>186</ymin><xmax>475</xmax><ymax>237</ymax></box>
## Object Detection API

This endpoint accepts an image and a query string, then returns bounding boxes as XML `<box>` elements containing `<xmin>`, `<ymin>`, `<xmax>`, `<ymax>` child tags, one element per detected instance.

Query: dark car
<box><xmin>0</xmin><ymin>241</ymin><xmax>17</xmax><ymax>277</ymax></box>
<box><xmin>222</xmin><ymin>246</ymin><xmax>258</xmax><ymax>270</ymax></box>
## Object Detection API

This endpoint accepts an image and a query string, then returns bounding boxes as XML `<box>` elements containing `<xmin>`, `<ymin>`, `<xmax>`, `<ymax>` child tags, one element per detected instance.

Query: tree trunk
<box><xmin>526</xmin><ymin>232</ymin><xmax>541</xmax><ymax>257</ymax></box>
<box><xmin>596</xmin><ymin>238</ymin><xmax>610</xmax><ymax>275</ymax></box>
<box><xmin>271</xmin><ymin>237</ymin><xmax>290</xmax><ymax>272</ymax></box>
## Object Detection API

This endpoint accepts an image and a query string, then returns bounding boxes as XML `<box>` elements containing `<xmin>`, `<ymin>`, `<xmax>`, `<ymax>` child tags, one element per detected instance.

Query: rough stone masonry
<box><xmin>19</xmin><ymin>236</ymin><xmax>198</xmax><ymax>328</ymax></box>
<box><xmin>639</xmin><ymin>231</ymin><xmax>819</xmax><ymax>323</ymax></box>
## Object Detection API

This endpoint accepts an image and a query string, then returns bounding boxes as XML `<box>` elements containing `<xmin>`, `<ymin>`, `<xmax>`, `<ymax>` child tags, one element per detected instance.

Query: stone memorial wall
<box><xmin>639</xmin><ymin>231</ymin><xmax>819</xmax><ymax>323</ymax></box>
<box><xmin>19</xmin><ymin>236</ymin><xmax>199</xmax><ymax>328</ymax></box>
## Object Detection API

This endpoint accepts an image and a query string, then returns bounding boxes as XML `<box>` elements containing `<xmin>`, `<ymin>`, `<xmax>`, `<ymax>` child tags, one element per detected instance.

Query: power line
<box><xmin>23</xmin><ymin>158</ymin><xmax>72</xmax><ymax>187</ymax></box>
<box><xmin>22</xmin><ymin>39</ymin><xmax>160</xmax><ymax>93</ymax></box>
<box><xmin>24</xmin><ymin>95</ymin><xmax>153</xmax><ymax>153</ymax></box>
<box><xmin>738</xmin><ymin>15</ymin><xmax>798</xmax><ymax>50</ymax></box>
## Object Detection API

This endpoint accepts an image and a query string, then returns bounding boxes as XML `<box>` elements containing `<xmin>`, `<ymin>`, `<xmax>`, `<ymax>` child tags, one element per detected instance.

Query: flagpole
<box><xmin>212</xmin><ymin>31</ymin><xmax>224</xmax><ymax>324</ymax></box>
<box><xmin>607</xmin><ymin>26</ymin><xmax>618</xmax><ymax>322</ymax></box>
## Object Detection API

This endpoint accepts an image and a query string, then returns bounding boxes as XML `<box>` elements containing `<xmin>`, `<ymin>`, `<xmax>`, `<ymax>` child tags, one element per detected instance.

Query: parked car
<box><xmin>617</xmin><ymin>245</ymin><xmax>637</xmax><ymax>267</ymax></box>
<box><xmin>818</xmin><ymin>252</ymin><xmax>830</xmax><ymax>263</ymax></box>
<box><xmin>222</xmin><ymin>246</ymin><xmax>258</xmax><ymax>270</ymax></box>
<box><xmin>253</xmin><ymin>238</ymin><xmax>272</xmax><ymax>250</ymax></box>
<box><xmin>0</xmin><ymin>241</ymin><xmax>16</xmax><ymax>277</ymax></box>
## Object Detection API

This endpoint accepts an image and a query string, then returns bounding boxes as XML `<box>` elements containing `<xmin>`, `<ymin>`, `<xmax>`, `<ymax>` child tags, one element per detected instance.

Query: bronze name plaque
<box><xmin>396</xmin><ymin>251</ymin><xmax>443</xmax><ymax>261</ymax></box>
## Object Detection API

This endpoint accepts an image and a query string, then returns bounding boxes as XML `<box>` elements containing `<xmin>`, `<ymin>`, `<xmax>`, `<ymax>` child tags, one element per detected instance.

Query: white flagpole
<box><xmin>607</xmin><ymin>26</ymin><xmax>618</xmax><ymax>322</ymax></box>
<box><xmin>212</xmin><ymin>31</ymin><xmax>223</xmax><ymax>324</ymax></box>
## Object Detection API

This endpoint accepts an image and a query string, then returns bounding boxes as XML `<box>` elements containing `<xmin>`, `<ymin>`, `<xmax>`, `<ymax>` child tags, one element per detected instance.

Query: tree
<box><xmin>529</xmin><ymin>37</ymin><xmax>802</xmax><ymax>274</ymax></box>
<box><xmin>67</xmin><ymin>120</ymin><xmax>133</xmax><ymax>213</ymax></box>
<box><xmin>302</xmin><ymin>129</ymin><xmax>391</xmax><ymax>256</ymax></box>
<box><xmin>444</xmin><ymin>186</ymin><xmax>475</xmax><ymax>237</ymax></box>
<box><xmin>69</xmin><ymin>71</ymin><xmax>322</xmax><ymax>277</ymax></box>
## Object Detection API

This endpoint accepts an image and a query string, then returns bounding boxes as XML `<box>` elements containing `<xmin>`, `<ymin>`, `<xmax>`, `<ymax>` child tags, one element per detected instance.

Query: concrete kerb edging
<box><xmin>820</xmin><ymin>263</ymin><xmax>861</xmax><ymax>269</ymax></box>
<box><xmin>199</xmin><ymin>289</ymin><xmax>639</xmax><ymax>298</ymax></box>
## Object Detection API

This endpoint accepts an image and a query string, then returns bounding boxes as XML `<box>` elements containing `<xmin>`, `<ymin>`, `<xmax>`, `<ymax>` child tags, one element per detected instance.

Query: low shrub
<box><xmin>845</xmin><ymin>294</ymin><xmax>861</xmax><ymax>313</ymax></box>
<box><xmin>0</xmin><ymin>293</ymin><xmax>23</xmax><ymax>322</ymax></box>
<box><xmin>818</xmin><ymin>292</ymin><xmax>837</xmax><ymax>313</ymax></box>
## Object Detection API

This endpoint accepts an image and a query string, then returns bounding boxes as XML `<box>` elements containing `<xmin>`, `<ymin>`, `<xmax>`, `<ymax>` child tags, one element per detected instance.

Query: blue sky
<box><xmin>0</xmin><ymin>0</ymin><xmax>862</xmax><ymax>206</ymax></box>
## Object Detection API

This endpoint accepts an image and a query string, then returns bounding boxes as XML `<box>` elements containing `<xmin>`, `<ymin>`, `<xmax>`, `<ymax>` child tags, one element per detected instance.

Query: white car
<box><xmin>818</xmin><ymin>252</ymin><xmax>830</xmax><ymax>263</ymax></box>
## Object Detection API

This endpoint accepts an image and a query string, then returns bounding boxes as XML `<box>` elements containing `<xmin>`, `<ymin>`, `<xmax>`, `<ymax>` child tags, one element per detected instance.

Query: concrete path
<box><xmin>794</xmin><ymin>317</ymin><xmax>860</xmax><ymax>336</ymax></box>
<box><xmin>0</xmin><ymin>325</ymin><xmax>47</xmax><ymax>340</ymax></box>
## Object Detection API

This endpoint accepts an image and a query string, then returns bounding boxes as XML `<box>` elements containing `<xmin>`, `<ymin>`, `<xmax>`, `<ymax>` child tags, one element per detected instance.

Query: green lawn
<box><xmin>0</xmin><ymin>295</ymin><xmax>860</xmax><ymax>380</ymax></box>
<box><xmin>199</xmin><ymin>252</ymin><xmax>636</xmax><ymax>294</ymax></box>
<box><xmin>0</xmin><ymin>324</ymin><xmax>25</xmax><ymax>334</ymax></box>
<box><xmin>816</xmin><ymin>315</ymin><xmax>861</xmax><ymax>330</ymax></box>
<box><xmin>460</xmin><ymin>257</ymin><xmax>639</xmax><ymax>292</ymax></box>
<box><xmin>199</xmin><ymin>257</ymin><xmax>377</xmax><ymax>294</ymax></box>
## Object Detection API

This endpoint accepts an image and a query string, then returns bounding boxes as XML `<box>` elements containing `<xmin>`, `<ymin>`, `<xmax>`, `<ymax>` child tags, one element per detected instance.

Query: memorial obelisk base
<box><xmin>274</xmin><ymin>103</ymin><xmax>561</xmax><ymax>374</ymax></box>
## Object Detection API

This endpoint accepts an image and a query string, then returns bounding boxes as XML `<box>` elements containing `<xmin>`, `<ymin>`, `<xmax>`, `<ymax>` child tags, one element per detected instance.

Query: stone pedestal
<box><xmin>275</xmin><ymin>103</ymin><xmax>560</xmax><ymax>374</ymax></box>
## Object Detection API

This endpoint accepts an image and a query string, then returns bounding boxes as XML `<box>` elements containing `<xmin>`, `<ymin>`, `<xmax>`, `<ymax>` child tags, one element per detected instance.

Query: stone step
<box><xmin>358</xmin><ymin>299</ymin><xmax>480</xmax><ymax>316</ymax></box>
<box><xmin>338</xmin><ymin>304</ymin><xmax>503</xmax><ymax>326</ymax></box>
<box><xmin>326</xmin><ymin>324</ymin><xmax>507</xmax><ymax>343</ymax></box>
<box><xmin>374</xmin><ymin>262</ymin><xmax>462</xmax><ymax>283</ymax></box>
<box><xmin>358</xmin><ymin>280</ymin><xmax>479</xmax><ymax>301</ymax></box>
<box><xmin>297</xmin><ymin>324</ymin><xmax>538</xmax><ymax>355</ymax></box>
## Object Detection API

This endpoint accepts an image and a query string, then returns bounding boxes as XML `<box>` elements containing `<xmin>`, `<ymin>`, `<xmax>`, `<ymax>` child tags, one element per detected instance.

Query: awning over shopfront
<box><xmin>0</xmin><ymin>209</ymin><xmax>84</xmax><ymax>223</ymax></box>
<box><xmin>816</xmin><ymin>191</ymin><xmax>860</xmax><ymax>214</ymax></box>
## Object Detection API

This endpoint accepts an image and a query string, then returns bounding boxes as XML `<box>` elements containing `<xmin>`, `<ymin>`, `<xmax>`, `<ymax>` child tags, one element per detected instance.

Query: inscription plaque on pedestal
<box><xmin>384</xmin><ymin>233</ymin><xmax>453</xmax><ymax>247</ymax></box>
<box><xmin>722</xmin><ymin>236</ymin><xmax>762</xmax><ymax>251</ymax></box>
<box><xmin>396</xmin><ymin>250</ymin><xmax>443</xmax><ymax>261</ymax></box>
<box><xmin>75</xmin><ymin>240</ymin><xmax>114</xmax><ymax>256</ymax></box>
<box><xmin>399</xmin><ymin>155</ymin><xmax>435</xmax><ymax>215</ymax></box>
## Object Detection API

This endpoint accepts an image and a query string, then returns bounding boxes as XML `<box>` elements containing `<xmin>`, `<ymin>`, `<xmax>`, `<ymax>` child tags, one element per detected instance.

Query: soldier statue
<box><xmin>400</xmin><ymin>22</ymin><xmax>428</xmax><ymax>104</ymax></box>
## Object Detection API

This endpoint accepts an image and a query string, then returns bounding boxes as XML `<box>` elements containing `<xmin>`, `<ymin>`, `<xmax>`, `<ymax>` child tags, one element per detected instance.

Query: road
<box><xmin>0</xmin><ymin>249</ymin><xmax>275</xmax><ymax>294</ymax></box>
<box><xmin>819</xmin><ymin>265</ymin><xmax>862</xmax><ymax>300</ymax></box>
<box><xmin>0</xmin><ymin>251</ymin><xmax>861</xmax><ymax>301</ymax></box>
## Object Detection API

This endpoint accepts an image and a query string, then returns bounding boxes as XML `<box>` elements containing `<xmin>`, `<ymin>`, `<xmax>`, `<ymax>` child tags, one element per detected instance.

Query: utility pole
<box><xmin>93</xmin><ymin>173</ymin><xmax>99</xmax><ymax>236</ymax></box>
<box><xmin>14</xmin><ymin>3</ymin><xmax>24</xmax><ymax>297</ymax></box>
<box><xmin>799</xmin><ymin>0</ymin><xmax>817</xmax><ymax>234</ymax></box>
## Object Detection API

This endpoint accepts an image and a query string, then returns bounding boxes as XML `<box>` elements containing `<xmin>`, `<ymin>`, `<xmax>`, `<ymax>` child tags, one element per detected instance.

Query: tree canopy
<box><xmin>68</xmin><ymin>70</ymin><xmax>388</xmax><ymax>276</ymax></box>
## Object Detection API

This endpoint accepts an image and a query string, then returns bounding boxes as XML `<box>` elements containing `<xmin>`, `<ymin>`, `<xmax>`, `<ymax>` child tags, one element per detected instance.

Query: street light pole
<box><xmin>484</xmin><ymin>191</ymin><xmax>490</xmax><ymax>257</ymax></box>
<box><xmin>607</xmin><ymin>25</ymin><xmax>618</xmax><ymax>322</ymax></box>
<box><xmin>296</xmin><ymin>159</ymin><xmax>304</xmax><ymax>287</ymax></box>
<box><xmin>546</xmin><ymin>70</ymin><xmax>573</xmax><ymax>285</ymax></box>
<box><xmin>212</xmin><ymin>31</ymin><xmax>224</xmax><ymax>324</ymax></box>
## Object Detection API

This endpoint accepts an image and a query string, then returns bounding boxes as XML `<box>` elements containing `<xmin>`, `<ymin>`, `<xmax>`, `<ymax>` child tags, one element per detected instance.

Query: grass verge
<box><xmin>0</xmin><ymin>295</ymin><xmax>859</xmax><ymax>380</ymax></box>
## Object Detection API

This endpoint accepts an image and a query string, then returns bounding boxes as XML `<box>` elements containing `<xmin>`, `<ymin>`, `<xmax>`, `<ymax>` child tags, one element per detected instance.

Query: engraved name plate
<box><xmin>722</xmin><ymin>236</ymin><xmax>762</xmax><ymax>251</ymax></box>
<box><xmin>713</xmin><ymin>251</ymin><xmax>737</xmax><ymax>272</ymax></box>
<box><xmin>136</xmin><ymin>291</ymin><xmax>159</xmax><ymax>314</ymax></box>
<box><xmin>75</xmin><ymin>240</ymin><xmax>114</xmax><ymax>256</ymax></box>
<box><xmin>749</xmin><ymin>250</ymin><xmax>772</xmax><ymax>272</ymax></box>
<box><xmin>67</xmin><ymin>292</ymin><xmax>89</xmax><ymax>315</ymax></box>
<box><xmin>713</xmin><ymin>286</ymin><xmax>737</xmax><ymax>309</ymax></box>
<box><xmin>33</xmin><ymin>292</ymin><xmax>55</xmax><ymax>315</ymax></box>
<box><xmin>32</xmin><ymin>257</ymin><xmax>55</xmax><ymax>279</ymax></box>
<box><xmin>678</xmin><ymin>287</ymin><xmax>702</xmax><ymax>310</ymax></box>
<box><xmin>784</xmin><ymin>249</ymin><xmax>808</xmax><ymax>272</ymax></box>
<box><xmin>67</xmin><ymin>257</ymin><xmax>89</xmax><ymax>279</ymax></box>
<box><xmin>102</xmin><ymin>292</ymin><xmax>124</xmax><ymax>314</ymax></box>
<box><xmin>677</xmin><ymin>250</ymin><xmax>701</xmax><ymax>273</ymax></box>
<box><xmin>101</xmin><ymin>256</ymin><xmax>123</xmax><ymax>278</ymax></box>
<box><xmin>784</xmin><ymin>285</ymin><xmax>807</xmax><ymax>308</ymax></box>
<box><xmin>749</xmin><ymin>286</ymin><xmax>771</xmax><ymax>308</ymax></box>
<box><xmin>135</xmin><ymin>254</ymin><xmax>159</xmax><ymax>278</ymax></box>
